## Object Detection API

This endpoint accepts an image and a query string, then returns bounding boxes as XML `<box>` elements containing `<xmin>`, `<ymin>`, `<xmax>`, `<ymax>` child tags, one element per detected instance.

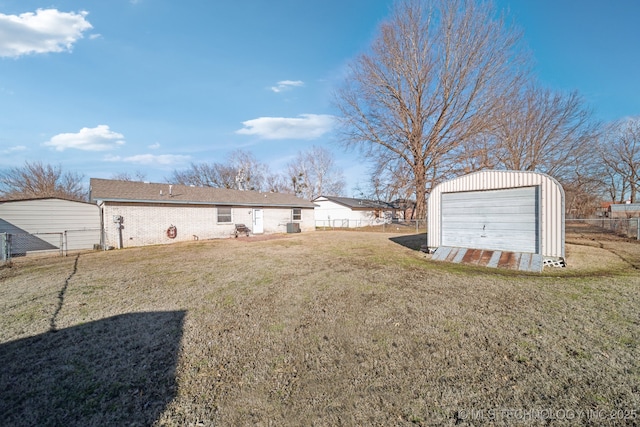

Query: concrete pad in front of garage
<box><xmin>432</xmin><ymin>246</ymin><xmax>543</xmax><ymax>272</ymax></box>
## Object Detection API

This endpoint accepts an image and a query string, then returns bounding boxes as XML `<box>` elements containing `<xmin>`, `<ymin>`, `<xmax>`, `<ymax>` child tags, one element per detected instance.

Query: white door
<box><xmin>253</xmin><ymin>209</ymin><xmax>264</xmax><ymax>234</ymax></box>
<box><xmin>441</xmin><ymin>186</ymin><xmax>539</xmax><ymax>253</ymax></box>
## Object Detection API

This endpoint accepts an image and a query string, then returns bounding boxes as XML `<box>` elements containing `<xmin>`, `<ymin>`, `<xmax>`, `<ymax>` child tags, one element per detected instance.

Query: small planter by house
<box><xmin>427</xmin><ymin>170</ymin><xmax>565</xmax><ymax>272</ymax></box>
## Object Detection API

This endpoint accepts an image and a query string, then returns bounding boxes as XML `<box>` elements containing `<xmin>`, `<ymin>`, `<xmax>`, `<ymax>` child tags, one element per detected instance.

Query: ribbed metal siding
<box><xmin>428</xmin><ymin>170</ymin><xmax>565</xmax><ymax>258</ymax></box>
<box><xmin>0</xmin><ymin>199</ymin><xmax>100</xmax><ymax>250</ymax></box>
<box><xmin>441</xmin><ymin>187</ymin><xmax>539</xmax><ymax>253</ymax></box>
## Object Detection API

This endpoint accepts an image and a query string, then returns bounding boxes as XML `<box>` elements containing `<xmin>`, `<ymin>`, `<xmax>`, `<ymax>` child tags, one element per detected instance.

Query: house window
<box><xmin>217</xmin><ymin>207</ymin><xmax>232</xmax><ymax>223</ymax></box>
<box><xmin>292</xmin><ymin>208</ymin><xmax>302</xmax><ymax>221</ymax></box>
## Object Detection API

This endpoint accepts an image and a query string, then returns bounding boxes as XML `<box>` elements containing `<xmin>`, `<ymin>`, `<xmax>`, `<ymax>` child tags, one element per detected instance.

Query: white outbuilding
<box><xmin>427</xmin><ymin>170</ymin><xmax>565</xmax><ymax>271</ymax></box>
<box><xmin>312</xmin><ymin>195</ymin><xmax>395</xmax><ymax>228</ymax></box>
<box><xmin>0</xmin><ymin>198</ymin><xmax>101</xmax><ymax>256</ymax></box>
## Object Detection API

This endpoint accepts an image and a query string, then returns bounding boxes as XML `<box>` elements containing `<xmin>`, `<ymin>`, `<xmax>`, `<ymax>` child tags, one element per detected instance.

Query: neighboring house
<box><xmin>89</xmin><ymin>178</ymin><xmax>315</xmax><ymax>248</ymax></box>
<box><xmin>609</xmin><ymin>203</ymin><xmax>640</xmax><ymax>218</ymax></box>
<box><xmin>389</xmin><ymin>198</ymin><xmax>416</xmax><ymax>221</ymax></box>
<box><xmin>596</xmin><ymin>201</ymin><xmax>612</xmax><ymax>218</ymax></box>
<box><xmin>312</xmin><ymin>195</ymin><xmax>397</xmax><ymax>228</ymax></box>
<box><xmin>0</xmin><ymin>198</ymin><xmax>100</xmax><ymax>255</ymax></box>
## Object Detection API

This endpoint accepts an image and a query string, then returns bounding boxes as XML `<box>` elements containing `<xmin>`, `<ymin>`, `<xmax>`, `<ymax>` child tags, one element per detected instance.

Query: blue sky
<box><xmin>0</xmin><ymin>0</ymin><xmax>638</xmax><ymax>196</ymax></box>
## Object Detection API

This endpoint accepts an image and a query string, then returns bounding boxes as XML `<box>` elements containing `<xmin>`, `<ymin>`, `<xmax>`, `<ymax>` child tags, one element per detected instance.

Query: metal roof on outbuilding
<box><xmin>0</xmin><ymin>197</ymin><xmax>94</xmax><ymax>205</ymax></box>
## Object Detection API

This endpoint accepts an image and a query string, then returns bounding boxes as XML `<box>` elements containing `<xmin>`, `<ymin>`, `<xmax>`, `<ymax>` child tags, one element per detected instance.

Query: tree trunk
<box><xmin>413</xmin><ymin>163</ymin><xmax>428</xmax><ymax>220</ymax></box>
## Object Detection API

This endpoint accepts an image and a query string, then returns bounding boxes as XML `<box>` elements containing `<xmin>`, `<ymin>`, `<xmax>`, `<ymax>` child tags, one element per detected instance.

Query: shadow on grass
<box><xmin>389</xmin><ymin>233</ymin><xmax>427</xmax><ymax>251</ymax></box>
<box><xmin>0</xmin><ymin>311</ymin><xmax>185</xmax><ymax>426</ymax></box>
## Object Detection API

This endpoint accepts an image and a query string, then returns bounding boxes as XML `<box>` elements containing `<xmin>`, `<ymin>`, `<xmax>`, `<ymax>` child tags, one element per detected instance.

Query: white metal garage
<box><xmin>428</xmin><ymin>170</ymin><xmax>565</xmax><ymax>268</ymax></box>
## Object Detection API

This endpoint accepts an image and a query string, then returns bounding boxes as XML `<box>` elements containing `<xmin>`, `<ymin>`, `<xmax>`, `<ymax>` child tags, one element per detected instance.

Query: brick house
<box><xmin>89</xmin><ymin>178</ymin><xmax>315</xmax><ymax>248</ymax></box>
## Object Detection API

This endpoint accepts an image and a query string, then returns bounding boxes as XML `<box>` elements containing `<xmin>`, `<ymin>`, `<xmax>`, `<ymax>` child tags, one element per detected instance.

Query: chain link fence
<box><xmin>1</xmin><ymin>229</ymin><xmax>101</xmax><ymax>263</ymax></box>
<box><xmin>566</xmin><ymin>218</ymin><xmax>640</xmax><ymax>240</ymax></box>
<box><xmin>1</xmin><ymin>232</ymin><xmax>63</xmax><ymax>262</ymax></box>
<box><xmin>1</xmin><ymin>233</ymin><xmax>10</xmax><ymax>262</ymax></box>
<box><xmin>315</xmin><ymin>219</ymin><xmax>427</xmax><ymax>233</ymax></box>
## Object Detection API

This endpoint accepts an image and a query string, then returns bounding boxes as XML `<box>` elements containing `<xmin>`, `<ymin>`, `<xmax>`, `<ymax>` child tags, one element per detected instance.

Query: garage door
<box><xmin>441</xmin><ymin>186</ymin><xmax>539</xmax><ymax>253</ymax></box>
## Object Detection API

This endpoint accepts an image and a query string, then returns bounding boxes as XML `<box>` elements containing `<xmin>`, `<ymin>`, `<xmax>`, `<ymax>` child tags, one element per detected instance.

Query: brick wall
<box><xmin>102</xmin><ymin>202</ymin><xmax>314</xmax><ymax>248</ymax></box>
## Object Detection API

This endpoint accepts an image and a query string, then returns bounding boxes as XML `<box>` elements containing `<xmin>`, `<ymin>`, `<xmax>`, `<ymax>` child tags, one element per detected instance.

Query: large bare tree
<box><xmin>0</xmin><ymin>161</ymin><xmax>86</xmax><ymax>201</ymax></box>
<box><xmin>334</xmin><ymin>0</ymin><xmax>526</xmax><ymax>218</ymax></box>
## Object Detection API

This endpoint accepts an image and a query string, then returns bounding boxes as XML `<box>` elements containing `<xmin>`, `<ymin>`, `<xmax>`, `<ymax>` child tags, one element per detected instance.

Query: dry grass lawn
<box><xmin>1</xmin><ymin>230</ymin><xmax>639</xmax><ymax>426</ymax></box>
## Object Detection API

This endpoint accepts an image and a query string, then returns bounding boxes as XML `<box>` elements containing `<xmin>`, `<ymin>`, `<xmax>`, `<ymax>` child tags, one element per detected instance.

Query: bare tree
<box><xmin>334</xmin><ymin>0</ymin><xmax>527</xmax><ymax>218</ymax></box>
<box><xmin>169</xmin><ymin>162</ymin><xmax>235</xmax><ymax>188</ymax></box>
<box><xmin>360</xmin><ymin>159</ymin><xmax>414</xmax><ymax>203</ymax></box>
<box><xmin>601</xmin><ymin>164</ymin><xmax>626</xmax><ymax>204</ymax></box>
<box><xmin>287</xmin><ymin>169</ymin><xmax>308</xmax><ymax>198</ymax></box>
<box><xmin>286</xmin><ymin>146</ymin><xmax>345</xmax><ymax>199</ymax></box>
<box><xmin>446</xmin><ymin>134</ymin><xmax>496</xmax><ymax>176</ymax></box>
<box><xmin>600</xmin><ymin>117</ymin><xmax>640</xmax><ymax>203</ymax></box>
<box><xmin>0</xmin><ymin>161</ymin><xmax>86</xmax><ymax>201</ymax></box>
<box><xmin>491</xmin><ymin>86</ymin><xmax>599</xmax><ymax>180</ymax></box>
<box><xmin>264</xmin><ymin>172</ymin><xmax>289</xmax><ymax>193</ymax></box>
<box><xmin>229</xmin><ymin>150</ymin><xmax>268</xmax><ymax>191</ymax></box>
<box><xmin>563</xmin><ymin>174</ymin><xmax>606</xmax><ymax>218</ymax></box>
<box><xmin>168</xmin><ymin>150</ymin><xmax>270</xmax><ymax>191</ymax></box>
<box><xmin>111</xmin><ymin>170</ymin><xmax>147</xmax><ymax>182</ymax></box>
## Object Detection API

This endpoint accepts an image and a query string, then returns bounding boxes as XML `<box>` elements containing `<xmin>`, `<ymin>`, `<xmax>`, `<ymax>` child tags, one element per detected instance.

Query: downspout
<box><xmin>98</xmin><ymin>201</ymin><xmax>106</xmax><ymax>250</ymax></box>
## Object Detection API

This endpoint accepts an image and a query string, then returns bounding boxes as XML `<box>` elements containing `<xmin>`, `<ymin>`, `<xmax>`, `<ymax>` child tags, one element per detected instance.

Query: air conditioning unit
<box><xmin>286</xmin><ymin>222</ymin><xmax>301</xmax><ymax>233</ymax></box>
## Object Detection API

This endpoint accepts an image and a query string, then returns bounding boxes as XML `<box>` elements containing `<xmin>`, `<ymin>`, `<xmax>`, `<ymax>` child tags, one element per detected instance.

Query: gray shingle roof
<box><xmin>312</xmin><ymin>195</ymin><xmax>394</xmax><ymax>209</ymax></box>
<box><xmin>90</xmin><ymin>178</ymin><xmax>315</xmax><ymax>208</ymax></box>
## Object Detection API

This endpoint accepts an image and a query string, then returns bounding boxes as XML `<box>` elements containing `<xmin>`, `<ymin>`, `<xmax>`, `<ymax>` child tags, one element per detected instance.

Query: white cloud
<box><xmin>1</xmin><ymin>145</ymin><xmax>27</xmax><ymax>154</ymax></box>
<box><xmin>105</xmin><ymin>154</ymin><xmax>190</xmax><ymax>165</ymax></box>
<box><xmin>148</xmin><ymin>142</ymin><xmax>161</xmax><ymax>149</ymax></box>
<box><xmin>0</xmin><ymin>8</ymin><xmax>93</xmax><ymax>58</ymax></box>
<box><xmin>44</xmin><ymin>125</ymin><xmax>125</xmax><ymax>151</ymax></box>
<box><xmin>236</xmin><ymin>114</ymin><xmax>334</xmax><ymax>140</ymax></box>
<box><xmin>270</xmin><ymin>80</ymin><xmax>304</xmax><ymax>93</ymax></box>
